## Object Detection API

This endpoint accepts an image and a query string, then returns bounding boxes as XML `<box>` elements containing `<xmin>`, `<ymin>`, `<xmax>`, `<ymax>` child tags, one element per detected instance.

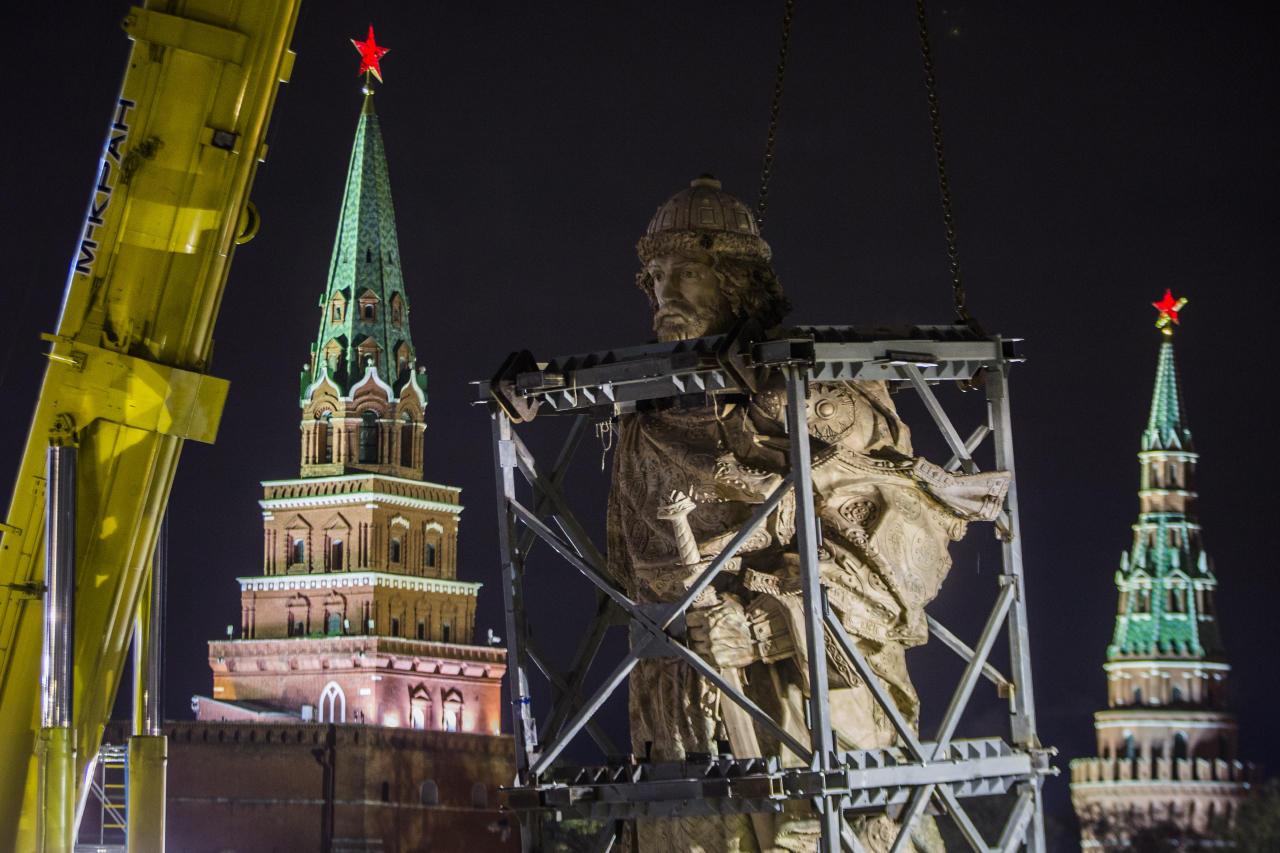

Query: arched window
<box><xmin>441</xmin><ymin>622</ymin><xmax>451</xmax><ymax>643</ymax></box>
<box><xmin>410</xmin><ymin>686</ymin><xmax>431</xmax><ymax>731</ymax></box>
<box><xmin>319</xmin><ymin>681</ymin><xmax>346</xmax><ymax>723</ymax></box>
<box><xmin>291</xmin><ymin>538</ymin><xmax>305</xmax><ymax>565</ymax></box>
<box><xmin>390</xmin><ymin>537</ymin><xmax>401</xmax><ymax>564</ymax></box>
<box><xmin>320</xmin><ymin>409</ymin><xmax>335</xmax><ymax>461</ymax></box>
<box><xmin>419</xmin><ymin>780</ymin><xmax>439</xmax><ymax>806</ymax></box>
<box><xmin>1124</xmin><ymin>733</ymin><xmax>1136</xmax><ymax>762</ymax></box>
<box><xmin>425</xmin><ymin>543</ymin><xmax>437</xmax><ymax>569</ymax></box>
<box><xmin>391</xmin><ymin>616</ymin><xmax>400</xmax><ymax>637</ymax></box>
<box><xmin>400</xmin><ymin>415</ymin><xmax>414</xmax><ymax>467</ymax></box>
<box><xmin>1171</xmin><ymin>685</ymin><xmax>1183</xmax><ymax>704</ymax></box>
<box><xmin>330</xmin><ymin>539</ymin><xmax>344</xmax><ymax>572</ymax></box>
<box><xmin>442</xmin><ymin>690</ymin><xmax>463</xmax><ymax>732</ymax></box>
<box><xmin>358</xmin><ymin>411</ymin><xmax>379</xmax><ymax>463</ymax></box>
<box><xmin>1174</xmin><ymin>732</ymin><xmax>1188</xmax><ymax>761</ymax></box>
<box><xmin>327</xmin><ymin>612</ymin><xmax>341</xmax><ymax>635</ymax></box>
<box><xmin>417</xmin><ymin>619</ymin><xmax>426</xmax><ymax>640</ymax></box>
<box><xmin>364</xmin><ymin>303</ymin><xmax>375</xmax><ymax>320</ymax></box>
<box><xmin>323</xmin><ymin>340</ymin><xmax>342</xmax><ymax>372</ymax></box>
<box><xmin>1133</xmin><ymin>686</ymin><xmax>1143</xmax><ymax>704</ymax></box>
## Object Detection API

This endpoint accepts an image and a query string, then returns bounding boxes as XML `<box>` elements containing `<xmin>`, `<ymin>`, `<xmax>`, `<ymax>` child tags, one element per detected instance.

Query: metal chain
<box><xmin>756</xmin><ymin>0</ymin><xmax>795</xmax><ymax>228</ymax></box>
<box><xmin>915</xmin><ymin>0</ymin><xmax>972</xmax><ymax>325</ymax></box>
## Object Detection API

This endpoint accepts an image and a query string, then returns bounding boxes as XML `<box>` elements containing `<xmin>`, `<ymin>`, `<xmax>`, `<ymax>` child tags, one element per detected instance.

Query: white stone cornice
<box><xmin>1092</xmin><ymin>718</ymin><xmax>1236</xmax><ymax>730</ymax></box>
<box><xmin>237</xmin><ymin>571</ymin><xmax>480</xmax><ymax>597</ymax></box>
<box><xmin>1104</xmin><ymin>661</ymin><xmax>1230</xmax><ymax>673</ymax></box>
<box><xmin>260</xmin><ymin>490</ymin><xmax>461</xmax><ymax>514</ymax></box>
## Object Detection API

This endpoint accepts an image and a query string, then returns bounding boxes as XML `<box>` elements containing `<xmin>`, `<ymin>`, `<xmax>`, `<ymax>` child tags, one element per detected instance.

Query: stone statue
<box><xmin>605</xmin><ymin>177</ymin><xmax>1010</xmax><ymax>852</ymax></box>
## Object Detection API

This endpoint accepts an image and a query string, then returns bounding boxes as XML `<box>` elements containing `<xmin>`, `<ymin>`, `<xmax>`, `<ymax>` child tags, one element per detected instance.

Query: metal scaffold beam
<box><xmin>480</xmin><ymin>324</ymin><xmax>1053</xmax><ymax>853</ymax></box>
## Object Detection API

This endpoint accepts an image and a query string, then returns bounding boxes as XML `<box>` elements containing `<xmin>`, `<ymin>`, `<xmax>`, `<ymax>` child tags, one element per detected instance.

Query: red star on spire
<box><xmin>1152</xmin><ymin>289</ymin><xmax>1188</xmax><ymax>336</ymax></box>
<box><xmin>351</xmin><ymin>25</ymin><xmax>390</xmax><ymax>82</ymax></box>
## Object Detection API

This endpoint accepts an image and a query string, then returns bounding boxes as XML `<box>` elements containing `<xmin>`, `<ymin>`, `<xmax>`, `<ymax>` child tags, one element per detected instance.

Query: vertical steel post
<box><xmin>985</xmin><ymin>359</ymin><xmax>1046</xmax><ymax>853</ymax></box>
<box><xmin>783</xmin><ymin>366</ymin><xmax>840</xmax><ymax>852</ymax></box>
<box><xmin>492</xmin><ymin>413</ymin><xmax>537</xmax><ymax>852</ymax></box>
<box><xmin>38</xmin><ymin>444</ymin><xmax>76</xmax><ymax>853</ymax></box>
<box><xmin>129</xmin><ymin>513</ymin><xmax>168</xmax><ymax>851</ymax></box>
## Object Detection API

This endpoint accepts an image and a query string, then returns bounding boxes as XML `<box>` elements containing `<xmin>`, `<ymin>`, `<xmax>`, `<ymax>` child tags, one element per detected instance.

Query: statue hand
<box><xmin>686</xmin><ymin>595</ymin><xmax>757</xmax><ymax>669</ymax></box>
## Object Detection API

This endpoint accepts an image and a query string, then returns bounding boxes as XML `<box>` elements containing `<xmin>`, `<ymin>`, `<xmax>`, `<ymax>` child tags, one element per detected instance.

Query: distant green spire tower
<box><xmin>1106</xmin><ymin>337</ymin><xmax>1222</xmax><ymax>664</ymax></box>
<box><xmin>1071</xmin><ymin>294</ymin><xmax>1258</xmax><ymax>850</ymax></box>
<box><xmin>299</xmin><ymin>81</ymin><xmax>427</xmax><ymax>478</ymax></box>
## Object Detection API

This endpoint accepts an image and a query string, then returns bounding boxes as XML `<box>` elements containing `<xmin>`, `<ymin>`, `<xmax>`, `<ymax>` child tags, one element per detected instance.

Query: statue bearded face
<box><xmin>647</xmin><ymin>253</ymin><xmax>737</xmax><ymax>342</ymax></box>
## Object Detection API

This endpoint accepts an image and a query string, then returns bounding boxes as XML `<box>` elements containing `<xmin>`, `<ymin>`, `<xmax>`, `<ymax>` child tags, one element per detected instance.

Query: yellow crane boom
<box><xmin>0</xmin><ymin>2</ymin><xmax>301</xmax><ymax>849</ymax></box>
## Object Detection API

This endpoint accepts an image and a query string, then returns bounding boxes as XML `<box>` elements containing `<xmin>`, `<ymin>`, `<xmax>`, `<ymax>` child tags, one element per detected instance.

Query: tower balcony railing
<box><xmin>1069</xmin><ymin>755</ymin><xmax>1260</xmax><ymax>785</ymax></box>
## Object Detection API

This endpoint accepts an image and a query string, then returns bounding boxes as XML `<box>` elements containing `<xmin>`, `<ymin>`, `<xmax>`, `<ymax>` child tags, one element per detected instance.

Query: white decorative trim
<box><xmin>404</xmin><ymin>374</ymin><xmax>427</xmax><ymax>406</ymax></box>
<box><xmin>238</xmin><ymin>571</ymin><xmax>480</xmax><ymax>597</ymax></box>
<box><xmin>302</xmin><ymin>368</ymin><xmax>342</xmax><ymax>403</ymax></box>
<box><xmin>350</xmin><ymin>364</ymin><xmax>396</xmax><ymax>402</ymax></box>
<box><xmin>319</xmin><ymin>680</ymin><xmax>346</xmax><ymax>723</ymax></box>
<box><xmin>1093</xmin><ymin>718</ymin><xmax>1236</xmax><ymax>730</ymax></box>
<box><xmin>1104</xmin><ymin>661</ymin><xmax>1230</xmax><ymax>673</ymax></box>
<box><xmin>260</xmin><ymin>491</ymin><xmax>461</xmax><ymax>514</ymax></box>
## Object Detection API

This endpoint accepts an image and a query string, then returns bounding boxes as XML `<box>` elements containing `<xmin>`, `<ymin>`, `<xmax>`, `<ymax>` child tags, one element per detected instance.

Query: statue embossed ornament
<box><xmin>606</xmin><ymin>177</ymin><xmax>1010</xmax><ymax>853</ymax></box>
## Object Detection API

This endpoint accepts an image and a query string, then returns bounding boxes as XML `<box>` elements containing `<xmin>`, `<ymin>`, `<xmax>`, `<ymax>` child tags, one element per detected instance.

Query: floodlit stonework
<box><xmin>178</xmin><ymin>79</ymin><xmax>513</xmax><ymax>851</ymax></box>
<box><xmin>1069</xmin><ymin>330</ymin><xmax>1260</xmax><ymax>849</ymax></box>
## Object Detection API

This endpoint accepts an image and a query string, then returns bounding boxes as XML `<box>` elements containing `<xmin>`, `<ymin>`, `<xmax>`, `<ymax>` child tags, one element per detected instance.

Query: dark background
<box><xmin>3</xmin><ymin>2</ymin><xmax>1278</xmax><ymax>847</ymax></box>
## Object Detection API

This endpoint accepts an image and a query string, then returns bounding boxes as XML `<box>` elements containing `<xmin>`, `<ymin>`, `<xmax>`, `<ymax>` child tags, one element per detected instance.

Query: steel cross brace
<box><xmin>507</xmin><ymin>737</ymin><xmax>1032</xmax><ymax>820</ymax></box>
<box><xmin>486</xmin><ymin>330</ymin><xmax>1046</xmax><ymax>852</ymax></box>
<box><xmin>506</xmin><ymin>477</ymin><xmax>812</xmax><ymax>772</ymax></box>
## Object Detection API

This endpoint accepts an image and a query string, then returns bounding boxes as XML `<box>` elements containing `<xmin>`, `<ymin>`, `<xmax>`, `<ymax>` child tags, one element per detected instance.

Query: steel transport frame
<box><xmin>479</xmin><ymin>324</ymin><xmax>1055</xmax><ymax>853</ymax></box>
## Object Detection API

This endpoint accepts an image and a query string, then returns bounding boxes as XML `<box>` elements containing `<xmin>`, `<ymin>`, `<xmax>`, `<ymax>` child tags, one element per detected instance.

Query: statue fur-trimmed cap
<box><xmin>636</xmin><ymin>175</ymin><xmax>772</xmax><ymax>265</ymax></box>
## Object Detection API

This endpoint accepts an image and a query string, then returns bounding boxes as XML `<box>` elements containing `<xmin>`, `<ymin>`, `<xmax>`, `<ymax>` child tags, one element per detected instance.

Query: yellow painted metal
<box><xmin>35</xmin><ymin>727</ymin><xmax>75</xmax><ymax>853</ymax></box>
<box><xmin>133</xmin><ymin>569</ymin><xmax>155</xmax><ymax>735</ymax></box>
<box><xmin>126</xmin><ymin>736</ymin><xmax>167</xmax><ymax>852</ymax></box>
<box><xmin>0</xmin><ymin>1</ymin><xmax>301</xmax><ymax>848</ymax></box>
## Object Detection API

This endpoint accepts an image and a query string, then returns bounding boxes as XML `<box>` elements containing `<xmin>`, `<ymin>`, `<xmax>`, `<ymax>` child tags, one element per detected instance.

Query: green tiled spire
<box><xmin>1108</xmin><ymin>338</ymin><xmax>1222</xmax><ymax>661</ymax></box>
<box><xmin>303</xmin><ymin>91</ymin><xmax>426</xmax><ymax>401</ymax></box>
<box><xmin>1141</xmin><ymin>341</ymin><xmax>1193</xmax><ymax>452</ymax></box>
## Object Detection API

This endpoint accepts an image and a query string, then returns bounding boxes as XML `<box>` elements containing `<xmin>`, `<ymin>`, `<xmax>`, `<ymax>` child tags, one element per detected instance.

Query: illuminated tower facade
<box><xmin>194</xmin><ymin>78</ymin><xmax>503</xmax><ymax>735</ymax></box>
<box><xmin>1070</xmin><ymin>295</ymin><xmax>1259</xmax><ymax>849</ymax></box>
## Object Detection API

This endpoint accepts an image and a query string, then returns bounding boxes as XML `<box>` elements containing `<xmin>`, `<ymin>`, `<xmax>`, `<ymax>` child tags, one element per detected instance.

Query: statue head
<box><xmin>636</xmin><ymin>176</ymin><xmax>789</xmax><ymax>341</ymax></box>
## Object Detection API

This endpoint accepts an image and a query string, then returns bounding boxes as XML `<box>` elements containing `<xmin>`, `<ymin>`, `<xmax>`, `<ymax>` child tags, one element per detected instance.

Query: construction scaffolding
<box><xmin>480</xmin><ymin>324</ymin><xmax>1055</xmax><ymax>852</ymax></box>
<box><xmin>75</xmin><ymin>743</ymin><xmax>127</xmax><ymax>853</ymax></box>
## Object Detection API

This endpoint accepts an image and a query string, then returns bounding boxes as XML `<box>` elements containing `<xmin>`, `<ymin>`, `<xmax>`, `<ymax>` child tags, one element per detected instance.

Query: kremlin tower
<box><xmin>1070</xmin><ymin>293</ymin><xmax>1260</xmax><ymax>849</ymax></box>
<box><xmin>192</xmin><ymin>31</ymin><xmax>504</xmax><ymax>735</ymax></box>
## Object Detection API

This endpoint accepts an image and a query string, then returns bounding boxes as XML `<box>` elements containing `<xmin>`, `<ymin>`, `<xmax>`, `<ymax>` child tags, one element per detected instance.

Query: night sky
<box><xmin>3</xmin><ymin>3</ymin><xmax>1278</xmax><ymax>847</ymax></box>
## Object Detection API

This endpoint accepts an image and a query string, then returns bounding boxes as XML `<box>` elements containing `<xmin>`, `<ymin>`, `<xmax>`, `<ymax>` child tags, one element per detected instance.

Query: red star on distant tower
<box><xmin>351</xmin><ymin>25</ymin><xmax>390</xmax><ymax>82</ymax></box>
<box><xmin>1152</xmin><ymin>289</ymin><xmax>1188</xmax><ymax>336</ymax></box>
